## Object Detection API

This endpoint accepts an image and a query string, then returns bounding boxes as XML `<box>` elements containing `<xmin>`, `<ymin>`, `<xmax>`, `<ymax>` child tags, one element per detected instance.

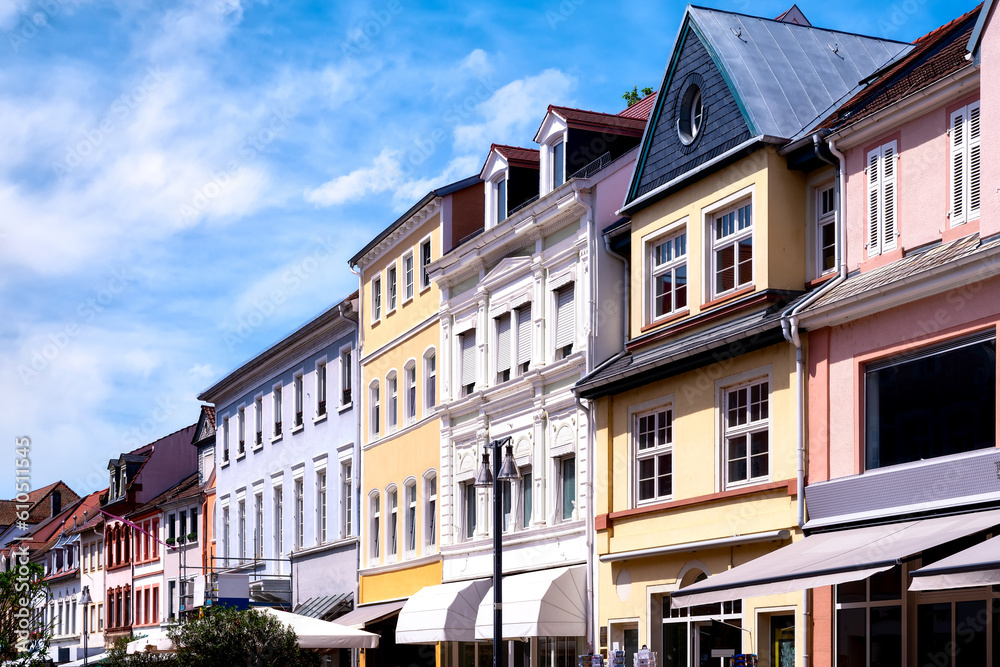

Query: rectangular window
<box><xmin>179</xmin><ymin>510</ymin><xmax>187</xmax><ymax>542</ymax></box>
<box><xmin>460</xmin><ymin>330</ymin><xmax>477</xmax><ymax>396</ymax></box>
<box><xmin>425</xmin><ymin>476</ymin><xmax>436</xmax><ymax>547</ymax></box>
<box><xmin>405</xmin><ymin>364</ymin><xmax>416</xmax><ymax>423</ymax></box>
<box><xmin>553</xmin><ymin>141</ymin><xmax>565</xmax><ymax>188</ymax></box>
<box><xmin>342</xmin><ymin>463</ymin><xmax>353</xmax><ymax>538</ymax></box>
<box><xmin>388</xmin><ymin>265</ymin><xmax>398</xmax><ymax>312</ymax></box>
<box><xmin>501</xmin><ymin>480</ymin><xmax>513</xmax><ymax>532</ymax></box>
<box><xmin>865</xmin><ymin>331</ymin><xmax>995</xmax><ymax>470</ymax></box>
<box><xmin>834</xmin><ymin>566</ymin><xmax>903</xmax><ymax>667</ymax></box>
<box><xmin>950</xmin><ymin>101</ymin><xmax>981</xmax><ymax>226</ymax></box>
<box><xmin>372</xmin><ymin>275</ymin><xmax>382</xmax><ymax>321</ymax></box>
<box><xmin>560</xmin><ymin>457</ymin><xmax>576</xmax><ymax>521</ymax></box>
<box><xmin>254</xmin><ymin>396</ymin><xmax>263</xmax><ymax>446</ymax></box>
<box><xmin>635</xmin><ymin>408</ymin><xmax>673</xmax><ymax>503</ymax></box>
<box><xmin>151</xmin><ymin>587</ymin><xmax>158</xmax><ymax>624</ymax></box>
<box><xmin>817</xmin><ymin>185</ymin><xmax>837</xmax><ymax>276</ymax></box>
<box><xmin>724</xmin><ymin>379</ymin><xmax>769</xmax><ymax>486</ymax></box>
<box><xmin>387</xmin><ymin>373</ymin><xmax>398</xmax><ymax>431</ymax></box>
<box><xmin>650</xmin><ymin>231</ymin><xmax>688</xmax><ymax>320</ymax></box>
<box><xmin>317</xmin><ymin>361</ymin><xmax>327</xmax><ymax>416</ymax></box>
<box><xmin>464</xmin><ymin>482</ymin><xmax>477</xmax><ymax>539</ymax></box>
<box><xmin>294</xmin><ymin>480</ymin><xmax>304</xmax><ymax>550</ymax></box>
<box><xmin>404</xmin><ymin>252</ymin><xmax>414</xmax><ymax>300</ymax></box>
<box><xmin>189</xmin><ymin>507</ymin><xmax>197</xmax><ymax>541</ymax></box>
<box><xmin>238</xmin><ymin>500</ymin><xmax>246</xmax><ymax>560</ymax></box>
<box><xmin>273</xmin><ymin>386</ymin><xmax>282</xmax><ymax>437</ymax></box>
<box><xmin>496</xmin><ymin>178</ymin><xmax>507</xmax><ymax>223</ymax></box>
<box><xmin>151</xmin><ymin>521</ymin><xmax>158</xmax><ymax>557</ymax></box>
<box><xmin>425</xmin><ymin>352</ymin><xmax>436</xmax><ymax>410</ymax></box>
<box><xmin>98</xmin><ymin>603</ymin><xmax>103</xmax><ymax>631</ymax></box>
<box><xmin>516</xmin><ymin>305</ymin><xmax>531</xmax><ymax>374</ymax></box>
<box><xmin>254</xmin><ymin>493</ymin><xmax>263</xmax><ymax>559</ymax></box>
<box><xmin>496</xmin><ymin>312</ymin><xmax>512</xmax><ymax>383</ymax></box>
<box><xmin>521</xmin><ymin>472</ymin><xmax>533</xmax><ymax>529</ymax></box>
<box><xmin>237</xmin><ymin>406</ymin><xmax>245</xmax><ymax>454</ymax></box>
<box><xmin>168</xmin><ymin>513</ymin><xmax>176</xmax><ymax>541</ymax></box>
<box><xmin>222</xmin><ymin>419</ymin><xmax>229</xmax><ymax>462</ymax></box>
<box><xmin>317</xmin><ymin>471</ymin><xmax>327</xmax><ymax>544</ymax></box>
<box><xmin>341</xmin><ymin>348</ymin><xmax>352</xmax><ymax>405</ymax></box>
<box><xmin>420</xmin><ymin>238</ymin><xmax>432</xmax><ymax>289</ymax></box>
<box><xmin>294</xmin><ymin>373</ymin><xmax>303</xmax><ymax>427</ymax></box>
<box><xmin>273</xmin><ymin>487</ymin><xmax>283</xmax><ymax>557</ymax></box>
<box><xmin>221</xmin><ymin>508</ymin><xmax>229</xmax><ymax>565</ymax></box>
<box><xmin>712</xmin><ymin>201</ymin><xmax>753</xmax><ymax>297</ymax></box>
<box><xmin>406</xmin><ymin>483</ymin><xmax>416</xmax><ymax>553</ymax></box>
<box><xmin>388</xmin><ymin>489</ymin><xmax>398</xmax><ymax>557</ymax></box>
<box><xmin>370</xmin><ymin>382</ymin><xmax>380</xmax><ymax>437</ymax></box>
<box><xmin>371</xmin><ymin>495</ymin><xmax>380</xmax><ymax>561</ymax></box>
<box><xmin>867</xmin><ymin>142</ymin><xmax>898</xmax><ymax>257</ymax></box>
<box><xmin>167</xmin><ymin>581</ymin><xmax>175</xmax><ymax>621</ymax></box>
<box><xmin>554</xmin><ymin>285</ymin><xmax>575</xmax><ymax>359</ymax></box>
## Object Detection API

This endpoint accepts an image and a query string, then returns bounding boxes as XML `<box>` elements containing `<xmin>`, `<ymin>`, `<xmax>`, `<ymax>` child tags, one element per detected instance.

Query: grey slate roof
<box><xmin>687</xmin><ymin>6</ymin><xmax>911</xmax><ymax>140</ymax></box>
<box><xmin>576</xmin><ymin>292</ymin><xmax>808</xmax><ymax>399</ymax></box>
<box><xmin>293</xmin><ymin>592</ymin><xmax>353</xmax><ymax>620</ymax></box>
<box><xmin>806</xmin><ymin>233</ymin><xmax>1000</xmax><ymax>311</ymax></box>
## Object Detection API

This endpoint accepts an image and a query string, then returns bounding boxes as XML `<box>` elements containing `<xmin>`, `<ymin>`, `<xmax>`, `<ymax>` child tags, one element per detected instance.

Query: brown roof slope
<box><xmin>821</xmin><ymin>5</ymin><xmax>981</xmax><ymax>131</ymax></box>
<box><xmin>491</xmin><ymin>144</ymin><xmax>540</xmax><ymax>165</ymax></box>
<box><xmin>0</xmin><ymin>481</ymin><xmax>79</xmax><ymax>527</ymax></box>
<box><xmin>617</xmin><ymin>91</ymin><xmax>658</xmax><ymax>121</ymax></box>
<box><xmin>548</xmin><ymin>105</ymin><xmax>648</xmax><ymax>135</ymax></box>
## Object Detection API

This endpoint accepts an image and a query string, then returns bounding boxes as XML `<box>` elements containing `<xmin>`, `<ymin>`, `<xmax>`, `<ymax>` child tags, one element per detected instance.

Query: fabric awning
<box><xmin>670</xmin><ymin>509</ymin><xmax>1000</xmax><ymax>609</ymax></box>
<box><xmin>61</xmin><ymin>652</ymin><xmax>107</xmax><ymax>665</ymax></box>
<box><xmin>474</xmin><ymin>565</ymin><xmax>587</xmax><ymax>640</ymax></box>
<box><xmin>909</xmin><ymin>534</ymin><xmax>1000</xmax><ymax>591</ymax></box>
<box><xmin>397</xmin><ymin>579</ymin><xmax>492</xmax><ymax>644</ymax></box>
<box><xmin>263</xmin><ymin>608</ymin><xmax>379</xmax><ymax>649</ymax></box>
<box><xmin>126</xmin><ymin>629</ymin><xmax>173</xmax><ymax>654</ymax></box>
<box><xmin>333</xmin><ymin>599</ymin><xmax>406</xmax><ymax>629</ymax></box>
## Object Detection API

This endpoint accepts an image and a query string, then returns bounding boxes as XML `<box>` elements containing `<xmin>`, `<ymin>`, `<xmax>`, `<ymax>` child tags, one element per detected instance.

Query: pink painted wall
<box><xmin>808</xmin><ymin>274</ymin><xmax>1000</xmax><ymax>481</ymax></box>
<box><xmin>980</xmin><ymin>2</ymin><xmax>1000</xmax><ymax>238</ymax></box>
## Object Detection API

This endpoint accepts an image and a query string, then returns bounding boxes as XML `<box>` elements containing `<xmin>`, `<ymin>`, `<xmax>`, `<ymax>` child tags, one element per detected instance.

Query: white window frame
<box><xmin>492</xmin><ymin>175</ymin><xmax>507</xmax><ymax>227</ymax></box>
<box><xmin>514</xmin><ymin>304</ymin><xmax>532</xmax><ymax>376</ymax></box>
<box><xmin>387</xmin><ymin>263</ymin><xmax>398</xmax><ymax>313</ymax></box>
<box><xmin>633</xmin><ymin>404</ymin><xmax>675</xmax><ymax>506</ymax></box>
<box><xmin>404</xmin><ymin>360</ymin><xmax>417</xmax><ymax>425</ymax></box>
<box><xmin>494</xmin><ymin>311</ymin><xmax>513</xmax><ymax>385</ymax></box>
<box><xmin>369</xmin><ymin>491</ymin><xmax>380</xmax><ymax>564</ymax></box>
<box><xmin>341</xmin><ymin>461</ymin><xmax>353</xmax><ymax>539</ymax></box>
<box><xmin>315</xmin><ymin>357</ymin><xmax>328</xmax><ymax>420</ymax></box>
<box><xmin>815</xmin><ymin>182</ymin><xmax>837</xmax><ymax>278</ymax></box>
<box><xmin>707</xmin><ymin>191</ymin><xmax>754</xmax><ymax>300</ymax></box>
<box><xmin>461</xmin><ymin>480</ymin><xmax>477</xmax><ymax>541</ymax></box>
<box><xmin>221</xmin><ymin>504</ymin><xmax>230</xmax><ymax>566</ymax></box>
<box><xmin>316</xmin><ymin>469</ymin><xmax>327</xmax><ymax>544</ymax></box>
<box><xmin>253</xmin><ymin>394</ymin><xmax>263</xmax><ymax>448</ymax></box>
<box><xmin>419</xmin><ymin>235</ymin><xmax>432</xmax><ymax>292</ymax></box>
<box><xmin>423</xmin><ymin>472</ymin><xmax>437</xmax><ymax>552</ymax></box>
<box><xmin>949</xmin><ymin>101</ymin><xmax>981</xmax><ymax>227</ymax></box>
<box><xmin>339</xmin><ymin>345</ymin><xmax>353</xmax><ymax>408</ymax></box>
<box><xmin>403</xmin><ymin>251</ymin><xmax>415</xmax><ymax>302</ymax></box>
<box><xmin>551</xmin><ymin>139</ymin><xmax>565</xmax><ymax>190</ymax></box>
<box><xmin>866</xmin><ymin>141</ymin><xmax>898</xmax><ymax>257</ymax></box>
<box><xmin>553</xmin><ymin>283</ymin><xmax>575</xmax><ymax>360</ymax></box>
<box><xmin>458</xmin><ymin>329</ymin><xmax>477</xmax><ymax>396</ymax></box>
<box><xmin>386</xmin><ymin>371</ymin><xmax>398</xmax><ymax>432</ymax></box>
<box><xmin>293</xmin><ymin>371</ymin><xmax>304</xmax><ymax>429</ymax></box>
<box><xmin>556</xmin><ymin>455</ymin><xmax>577</xmax><ymax>522</ymax></box>
<box><xmin>423</xmin><ymin>348</ymin><xmax>436</xmax><ymax>414</ymax></box>
<box><xmin>646</xmin><ymin>224</ymin><xmax>689</xmax><ymax>323</ymax></box>
<box><xmin>387</xmin><ymin>486</ymin><xmax>398</xmax><ymax>559</ymax></box>
<box><xmin>371</xmin><ymin>274</ymin><xmax>382</xmax><ymax>322</ymax></box>
<box><xmin>272</xmin><ymin>383</ymin><xmax>283</xmax><ymax>441</ymax></box>
<box><xmin>720</xmin><ymin>375</ymin><xmax>771</xmax><ymax>490</ymax></box>
<box><xmin>237</xmin><ymin>405</ymin><xmax>246</xmax><ymax>456</ymax></box>
<box><xmin>237</xmin><ymin>497</ymin><xmax>246</xmax><ymax>561</ymax></box>
<box><xmin>404</xmin><ymin>479</ymin><xmax>417</xmax><ymax>556</ymax></box>
<box><xmin>253</xmin><ymin>492</ymin><xmax>263</xmax><ymax>559</ymax></box>
<box><xmin>221</xmin><ymin>415</ymin><xmax>230</xmax><ymax>463</ymax></box>
<box><xmin>369</xmin><ymin>380</ymin><xmax>380</xmax><ymax>439</ymax></box>
<box><xmin>293</xmin><ymin>478</ymin><xmax>304</xmax><ymax>551</ymax></box>
<box><xmin>272</xmin><ymin>485</ymin><xmax>283</xmax><ymax>558</ymax></box>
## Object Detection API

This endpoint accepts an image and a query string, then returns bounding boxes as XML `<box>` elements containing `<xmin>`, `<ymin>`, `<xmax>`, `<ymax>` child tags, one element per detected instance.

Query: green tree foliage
<box><xmin>623</xmin><ymin>86</ymin><xmax>654</xmax><ymax>107</ymax></box>
<box><xmin>0</xmin><ymin>559</ymin><xmax>51</xmax><ymax>666</ymax></box>
<box><xmin>103</xmin><ymin>636</ymin><xmax>175</xmax><ymax>667</ymax></box>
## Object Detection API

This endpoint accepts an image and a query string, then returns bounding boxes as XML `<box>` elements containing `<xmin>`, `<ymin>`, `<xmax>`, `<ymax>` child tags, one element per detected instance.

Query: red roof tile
<box><xmin>617</xmin><ymin>91</ymin><xmax>658</xmax><ymax>121</ymax></box>
<box><xmin>491</xmin><ymin>144</ymin><xmax>540</xmax><ymax>166</ymax></box>
<box><xmin>548</xmin><ymin>105</ymin><xmax>648</xmax><ymax>135</ymax></box>
<box><xmin>820</xmin><ymin>5</ymin><xmax>981</xmax><ymax>131</ymax></box>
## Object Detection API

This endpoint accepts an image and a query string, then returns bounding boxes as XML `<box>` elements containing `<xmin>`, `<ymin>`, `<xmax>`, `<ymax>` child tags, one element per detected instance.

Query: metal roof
<box><xmin>687</xmin><ymin>5</ymin><xmax>911</xmax><ymax>140</ymax></box>
<box><xmin>293</xmin><ymin>592</ymin><xmax>354</xmax><ymax>620</ymax></box>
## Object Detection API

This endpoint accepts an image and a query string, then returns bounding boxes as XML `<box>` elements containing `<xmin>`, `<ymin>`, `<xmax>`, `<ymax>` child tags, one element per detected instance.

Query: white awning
<box><xmin>126</xmin><ymin>629</ymin><xmax>174</xmax><ymax>654</ymax></box>
<box><xmin>397</xmin><ymin>579</ymin><xmax>492</xmax><ymax>644</ymax></box>
<box><xmin>670</xmin><ymin>509</ymin><xmax>1000</xmax><ymax>609</ymax></box>
<box><xmin>474</xmin><ymin>565</ymin><xmax>587</xmax><ymax>640</ymax></box>
<box><xmin>263</xmin><ymin>608</ymin><xmax>380</xmax><ymax>649</ymax></box>
<box><xmin>333</xmin><ymin>599</ymin><xmax>406</xmax><ymax>629</ymax></box>
<box><xmin>61</xmin><ymin>652</ymin><xmax>107</xmax><ymax>666</ymax></box>
<box><xmin>909</xmin><ymin>534</ymin><xmax>1000</xmax><ymax>591</ymax></box>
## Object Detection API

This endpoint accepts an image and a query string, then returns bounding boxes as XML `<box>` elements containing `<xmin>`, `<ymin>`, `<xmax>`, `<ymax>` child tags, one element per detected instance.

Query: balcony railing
<box><xmin>569</xmin><ymin>151</ymin><xmax>611</xmax><ymax>180</ymax></box>
<box><xmin>509</xmin><ymin>194</ymin><xmax>539</xmax><ymax>216</ymax></box>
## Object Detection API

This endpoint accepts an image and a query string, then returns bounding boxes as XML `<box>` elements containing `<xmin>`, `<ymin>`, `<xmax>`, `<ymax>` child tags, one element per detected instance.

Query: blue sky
<box><xmin>0</xmin><ymin>0</ymin><xmax>974</xmax><ymax>499</ymax></box>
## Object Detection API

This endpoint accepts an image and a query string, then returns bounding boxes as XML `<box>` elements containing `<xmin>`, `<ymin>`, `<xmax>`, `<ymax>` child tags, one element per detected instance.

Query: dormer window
<box><xmin>552</xmin><ymin>141</ymin><xmax>565</xmax><ymax>189</ymax></box>
<box><xmin>495</xmin><ymin>177</ymin><xmax>507</xmax><ymax>224</ymax></box>
<box><xmin>678</xmin><ymin>83</ymin><xmax>704</xmax><ymax>145</ymax></box>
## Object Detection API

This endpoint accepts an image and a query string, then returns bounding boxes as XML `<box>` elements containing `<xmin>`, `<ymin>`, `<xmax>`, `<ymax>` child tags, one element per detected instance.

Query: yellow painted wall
<box><xmin>359</xmin><ymin>558</ymin><xmax>443</xmax><ymax>604</ymax></box>
<box><xmin>628</xmin><ymin>147</ymin><xmax>807</xmax><ymax>340</ymax></box>
<box><xmin>362</xmin><ymin>214</ymin><xmax>443</xmax><ymax>354</ymax></box>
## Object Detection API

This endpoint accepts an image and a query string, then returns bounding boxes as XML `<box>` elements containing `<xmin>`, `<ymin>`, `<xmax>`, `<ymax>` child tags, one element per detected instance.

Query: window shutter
<box><xmin>460</xmin><ymin>331</ymin><xmax>477</xmax><ymax>387</ymax></box>
<box><xmin>516</xmin><ymin>305</ymin><xmax>532</xmax><ymax>366</ymax></box>
<box><xmin>496</xmin><ymin>313</ymin><xmax>511</xmax><ymax>373</ymax></box>
<box><xmin>555</xmin><ymin>285</ymin><xmax>575</xmax><ymax>349</ymax></box>
<box><xmin>951</xmin><ymin>107</ymin><xmax>967</xmax><ymax>225</ymax></box>
<box><xmin>867</xmin><ymin>148</ymin><xmax>881</xmax><ymax>258</ymax></box>
<box><xmin>969</xmin><ymin>102</ymin><xmax>981</xmax><ymax>219</ymax></box>
<box><xmin>881</xmin><ymin>141</ymin><xmax>897</xmax><ymax>251</ymax></box>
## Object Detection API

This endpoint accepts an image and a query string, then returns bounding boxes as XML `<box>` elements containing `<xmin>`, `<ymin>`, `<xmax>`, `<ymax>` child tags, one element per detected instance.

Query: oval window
<box><xmin>677</xmin><ymin>84</ymin><xmax>704</xmax><ymax>145</ymax></box>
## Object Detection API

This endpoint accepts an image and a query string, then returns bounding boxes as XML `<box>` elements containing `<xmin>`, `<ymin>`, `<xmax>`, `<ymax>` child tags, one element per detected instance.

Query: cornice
<box><xmin>357</xmin><ymin>199</ymin><xmax>442</xmax><ymax>271</ymax></box>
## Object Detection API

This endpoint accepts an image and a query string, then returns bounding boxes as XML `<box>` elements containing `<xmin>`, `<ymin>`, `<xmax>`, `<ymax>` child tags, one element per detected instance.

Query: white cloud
<box><xmin>460</xmin><ymin>48</ymin><xmax>490</xmax><ymax>73</ymax></box>
<box><xmin>453</xmin><ymin>68</ymin><xmax>575</xmax><ymax>151</ymax></box>
<box><xmin>303</xmin><ymin>147</ymin><xmax>403</xmax><ymax>206</ymax></box>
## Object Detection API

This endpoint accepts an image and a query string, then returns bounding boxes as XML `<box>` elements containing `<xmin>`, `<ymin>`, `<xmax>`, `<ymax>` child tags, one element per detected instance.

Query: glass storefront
<box><xmin>662</xmin><ymin>596</ymin><xmax>743</xmax><ymax>667</ymax></box>
<box><xmin>451</xmin><ymin>637</ymin><xmax>580</xmax><ymax>667</ymax></box>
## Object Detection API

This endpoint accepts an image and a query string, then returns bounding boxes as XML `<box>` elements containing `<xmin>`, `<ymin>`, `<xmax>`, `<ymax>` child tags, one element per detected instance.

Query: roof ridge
<box><xmin>914</xmin><ymin>3</ymin><xmax>982</xmax><ymax>44</ymax></box>
<box><xmin>688</xmin><ymin>4</ymin><xmax>911</xmax><ymax>44</ymax></box>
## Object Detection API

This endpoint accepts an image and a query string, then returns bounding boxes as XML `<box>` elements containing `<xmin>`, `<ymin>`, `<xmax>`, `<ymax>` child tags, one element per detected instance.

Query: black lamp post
<box><xmin>474</xmin><ymin>436</ymin><xmax>520</xmax><ymax>667</ymax></box>
<box><xmin>79</xmin><ymin>585</ymin><xmax>91</xmax><ymax>667</ymax></box>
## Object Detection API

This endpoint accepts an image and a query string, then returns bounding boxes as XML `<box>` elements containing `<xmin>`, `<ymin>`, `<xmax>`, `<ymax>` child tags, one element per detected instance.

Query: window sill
<box><xmin>420</xmin><ymin>284</ymin><xmax>431</xmax><ymax>295</ymax></box>
<box><xmin>220</xmin><ymin>459</ymin><xmax>230</xmax><ymax>468</ymax></box>
<box><xmin>702</xmin><ymin>285</ymin><xmax>755</xmax><ymax>311</ymax></box>
<box><xmin>271</xmin><ymin>434</ymin><xmax>282</xmax><ymax>444</ymax></box>
<box><xmin>291</xmin><ymin>423</ymin><xmax>304</xmax><ymax>435</ymax></box>
<box><xmin>338</xmin><ymin>402</ymin><xmax>353</xmax><ymax>413</ymax></box>
<box><xmin>805</xmin><ymin>273</ymin><xmax>837</xmax><ymax>290</ymax></box>
<box><xmin>313</xmin><ymin>412</ymin><xmax>328</xmax><ymax>425</ymax></box>
<box><xmin>402</xmin><ymin>296</ymin><xmax>414</xmax><ymax>307</ymax></box>
<box><xmin>943</xmin><ymin>217</ymin><xmax>979</xmax><ymax>243</ymax></box>
<box><xmin>640</xmin><ymin>308</ymin><xmax>690</xmax><ymax>334</ymax></box>
<box><xmin>235</xmin><ymin>452</ymin><xmax>246</xmax><ymax>461</ymax></box>
<box><xmin>724</xmin><ymin>477</ymin><xmax>770</xmax><ymax>492</ymax></box>
<box><xmin>252</xmin><ymin>441</ymin><xmax>263</xmax><ymax>452</ymax></box>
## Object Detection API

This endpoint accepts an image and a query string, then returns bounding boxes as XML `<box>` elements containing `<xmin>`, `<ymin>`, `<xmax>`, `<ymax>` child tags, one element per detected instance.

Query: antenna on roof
<box><xmin>731</xmin><ymin>27</ymin><xmax>742</xmax><ymax>39</ymax></box>
<box><xmin>828</xmin><ymin>43</ymin><xmax>841</xmax><ymax>56</ymax></box>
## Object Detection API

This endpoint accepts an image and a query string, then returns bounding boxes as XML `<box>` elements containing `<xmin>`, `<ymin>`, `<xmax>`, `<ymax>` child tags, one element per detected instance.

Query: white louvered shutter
<box><xmin>881</xmin><ymin>141</ymin><xmax>897</xmax><ymax>252</ymax></box>
<box><xmin>554</xmin><ymin>285</ymin><xmax>575</xmax><ymax>349</ymax></box>
<box><xmin>867</xmin><ymin>148</ymin><xmax>881</xmax><ymax>258</ymax></box>
<box><xmin>516</xmin><ymin>305</ymin><xmax>532</xmax><ymax>366</ymax></box>
<box><xmin>460</xmin><ymin>331</ymin><xmax>477</xmax><ymax>388</ymax></box>
<box><xmin>496</xmin><ymin>313</ymin><xmax>511</xmax><ymax>374</ymax></box>
<box><xmin>969</xmin><ymin>101</ymin><xmax>981</xmax><ymax>220</ymax></box>
<box><xmin>951</xmin><ymin>107</ymin><xmax>967</xmax><ymax>226</ymax></box>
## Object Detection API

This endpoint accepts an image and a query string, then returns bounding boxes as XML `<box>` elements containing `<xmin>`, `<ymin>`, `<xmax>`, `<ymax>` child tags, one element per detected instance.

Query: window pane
<box><xmin>675</xmin><ymin>266</ymin><xmax>687</xmax><ymax>310</ymax></box>
<box><xmin>869</xmin><ymin>605</ymin><xmax>902</xmax><ymax>667</ymax></box>
<box><xmin>522</xmin><ymin>473</ymin><xmax>532</xmax><ymax>527</ymax></box>
<box><xmin>561</xmin><ymin>458</ymin><xmax>575</xmax><ymax>520</ymax></box>
<box><xmin>737</xmin><ymin>237</ymin><xmax>753</xmax><ymax>286</ymax></box>
<box><xmin>662</xmin><ymin>622</ymin><xmax>687</xmax><ymax>667</ymax></box>
<box><xmin>727</xmin><ymin>437</ymin><xmax>747</xmax><ymax>483</ymax></box>
<box><xmin>657</xmin><ymin>454</ymin><xmax>672</xmax><ymax>497</ymax></box>
<box><xmin>916</xmin><ymin>603</ymin><xmax>951</xmax><ymax>667</ymax></box>
<box><xmin>955</xmin><ymin>601</ymin><xmax>987</xmax><ymax>666</ymax></box>
<box><xmin>716</xmin><ymin>246</ymin><xmax>735</xmax><ymax>294</ymax></box>
<box><xmin>869</xmin><ymin>564</ymin><xmax>901</xmax><ymax>601</ymax></box>
<box><xmin>638</xmin><ymin>458</ymin><xmax>655</xmax><ymax>501</ymax></box>
<box><xmin>836</xmin><ymin>607</ymin><xmax>866</xmax><ymax>666</ymax></box>
<box><xmin>749</xmin><ymin>431</ymin><xmax>768</xmax><ymax>478</ymax></box>
<box><xmin>836</xmin><ymin>578</ymin><xmax>866</xmax><ymax>604</ymax></box>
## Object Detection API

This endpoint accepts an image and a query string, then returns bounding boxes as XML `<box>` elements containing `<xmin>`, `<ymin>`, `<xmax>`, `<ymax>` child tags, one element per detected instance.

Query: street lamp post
<box><xmin>79</xmin><ymin>585</ymin><xmax>91</xmax><ymax>667</ymax></box>
<box><xmin>474</xmin><ymin>436</ymin><xmax>520</xmax><ymax>667</ymax></box>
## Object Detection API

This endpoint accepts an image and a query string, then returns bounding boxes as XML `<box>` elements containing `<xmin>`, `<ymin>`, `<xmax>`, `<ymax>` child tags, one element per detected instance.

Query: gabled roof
<box><xmin>617</xmin><ymin>91</ymin><xmax>658</xmax><ymax>120</ymax></box>
<box><xmin>0</xmin><ymin>481</ymin><xmax>79</xmax><ymax>527</ymax></box>
<box><xmin>192</xmin><ymin>404</ymin><xmax>216</xmax><ymax>446</ymax></box>
<box><xmin>820</xmin><ymin>5</ymin><xmax>981</xmax><ymax>132</ymax></box>
<box><xmin>490</xmin><ymin>144</ymin><xmax>540</xmax><ymax>167</ymax></box>
<box><xmin>678</xmin><ymin>6</ymin><xmax>910</xmax><ymax>140</ymax></box>
<box><xmin>129</xmin><ymin>473</ymin><xmax>200</xmax><ymax>518</ymax></box>
<box><xmin>545</xmin><ymin>105</ymin><xmax>648</xmax><ymax>136</ymax></box>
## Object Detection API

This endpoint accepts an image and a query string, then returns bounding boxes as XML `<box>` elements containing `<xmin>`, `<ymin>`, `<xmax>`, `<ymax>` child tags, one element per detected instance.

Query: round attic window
<box><xmin>677</xmin><ymin>83</ymin><xmax>704</xmax><ymax>145</ymax></box>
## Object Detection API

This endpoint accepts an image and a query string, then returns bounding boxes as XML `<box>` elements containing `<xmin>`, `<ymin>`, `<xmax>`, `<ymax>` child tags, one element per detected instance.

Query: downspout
<box><xmin>779</xmin><ymin>132</ymin><xmax>847</xmax><ymax>667</ymax></box>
